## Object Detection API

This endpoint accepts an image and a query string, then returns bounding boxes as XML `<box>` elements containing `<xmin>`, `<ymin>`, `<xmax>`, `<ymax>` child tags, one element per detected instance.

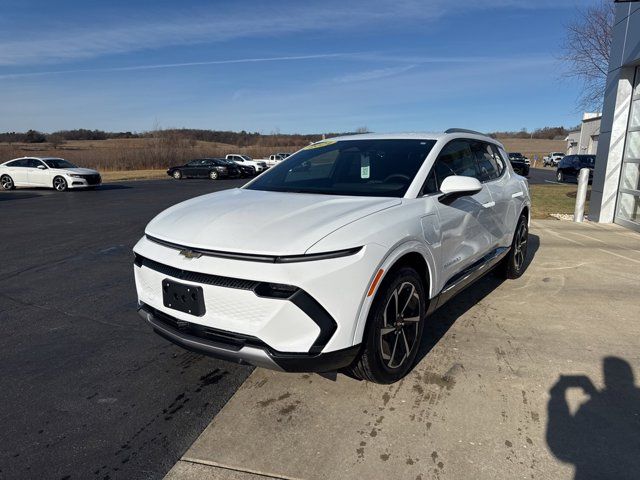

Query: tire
<box><xmin>499</xmin><ymin>215</ymin><xmax>529</xmax><ymax>279</ymax></box>
<box><xmin>53</xmin><ymin>176</ymin><xmax>68</xmax><ymax>192</ymax></box>
<box><xmin>172</xmin><ymin>170</ymin><xmax>183</xmax><ymax>180</ymax></box>
<box><xmin>1</xmin><ymin>174</ymin><xmax>15</xmax><ymax>190</ymax></box>
<box><xmin>349</xmin><ymin>267</ymin><xmax>426</xmax><ymax>384</ymax></box>
<box><xmin>209</xmin><ymin>170</ymin><xmax>219</xmax><ymax>180</ymax></box>
<box><xmin>557</xmin><ymin>170</ymin><xmax>564</xmax><ymax>183</ymax></box>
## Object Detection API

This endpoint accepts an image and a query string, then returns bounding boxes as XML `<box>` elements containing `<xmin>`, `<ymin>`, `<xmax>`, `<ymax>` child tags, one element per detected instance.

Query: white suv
<box><xmin>134</xmin><ymin>131</ymin><xmax>530</xmax><ymax>383</ymax></box>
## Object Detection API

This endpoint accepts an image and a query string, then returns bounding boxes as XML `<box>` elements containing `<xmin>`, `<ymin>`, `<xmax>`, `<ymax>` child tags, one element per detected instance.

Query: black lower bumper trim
<box><xmin>138</xmin><ymin>304</ymin><xmax>359</xmax><ymax>373</ymax></box>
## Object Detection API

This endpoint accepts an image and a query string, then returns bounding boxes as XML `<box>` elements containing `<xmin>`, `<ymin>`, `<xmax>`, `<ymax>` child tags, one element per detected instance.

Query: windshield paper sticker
<box><xmin>361</xmin><ymin>156</ymin><xmax>370</xmax><ymax>179</ymax></box>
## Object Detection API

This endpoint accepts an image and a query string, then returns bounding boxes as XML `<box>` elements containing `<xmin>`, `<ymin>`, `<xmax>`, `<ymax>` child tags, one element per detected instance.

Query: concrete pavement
<box><xmin>166</xmin><ymin>220</ymin><xmax>640</xmax><ymax>480</ymax></box>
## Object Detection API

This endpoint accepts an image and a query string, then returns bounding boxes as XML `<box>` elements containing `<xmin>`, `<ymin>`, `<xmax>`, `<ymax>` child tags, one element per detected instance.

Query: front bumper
<box><xmin>138</xmin><ymin>303</ymin><xmax>360</xmax><ymax>372</ymax></box>
<box><xmin>133</xmin><ymin>236</ymin><xmax>386</xmax><ymax>357</ymax></box>
<box><xmin>68</xmin><ymin>174</ymin><xmax>102</xmax><ymax>188</ymax></box>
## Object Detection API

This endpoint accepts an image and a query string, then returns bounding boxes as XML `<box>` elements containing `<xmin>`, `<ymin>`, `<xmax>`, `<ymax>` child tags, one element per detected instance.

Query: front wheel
<box><xmin>1</xmin><ymin>174</ymin><xmax>15</xmax><ymax>190</ymax></box>
<box><xmin>172</xmin><ymin>170</ymin><xmax>182</xmax><ymax>180</ymax></box>
<box><xmin>209</xmin><ymin>170</ymin><xmax>219</xmax><ymax>180</ymax></box>
<box><xmin>557</xmin><ymin>170</ymin><xmax>564</xmax><ymax>183</ymax></box>
<box><xmin>349</xmin><ymin>267</ymin><xmax>426</xmax><ymax>384</ymax></box>
<box><xmin>499</xmin><ymin>215</ymin><xmax>529</xmax><ymax>279</ymax></box>
<box><xmin>53</xmin><ymin>176</ymin><xmax>68</xmax><ymax>192</ymax></box>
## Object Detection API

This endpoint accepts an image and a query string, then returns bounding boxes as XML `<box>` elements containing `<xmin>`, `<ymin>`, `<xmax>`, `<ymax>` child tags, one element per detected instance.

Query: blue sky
<box><xmin>0</xmin><ymin>0</ymin><xmax>594</xmax><ymax>134</ymax></box>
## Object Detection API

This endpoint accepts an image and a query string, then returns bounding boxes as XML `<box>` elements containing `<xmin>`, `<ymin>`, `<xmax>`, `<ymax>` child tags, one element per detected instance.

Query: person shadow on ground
<box><xmin>546</xmin><ymin>357</ymin><xmax>640</xmax><ymax>480</ymax></box>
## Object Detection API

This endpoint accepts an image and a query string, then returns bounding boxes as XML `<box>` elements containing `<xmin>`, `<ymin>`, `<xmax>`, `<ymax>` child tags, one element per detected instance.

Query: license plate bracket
<box><xmin>162</xmin><ymin>279</ymin><xmax>205</xmax><ymax>317</ymax></box>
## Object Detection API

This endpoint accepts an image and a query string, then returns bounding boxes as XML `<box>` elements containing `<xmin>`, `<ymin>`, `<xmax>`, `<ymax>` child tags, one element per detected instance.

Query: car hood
<box><xmin>57</xmin><ymin>167</ymin><xmax>100</xmax><ymax>175</ymax></box>
<box><xmin>145</xmin><ymin>188</ymin><xmax>401</xmax><ymax>255</ymax></box>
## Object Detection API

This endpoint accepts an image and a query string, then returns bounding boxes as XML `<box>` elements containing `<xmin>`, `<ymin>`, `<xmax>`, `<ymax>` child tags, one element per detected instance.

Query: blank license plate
<box><xmin>162</xmin><ymin>279</ymin><xmax>205</xmax><ymax>317</ymax></box>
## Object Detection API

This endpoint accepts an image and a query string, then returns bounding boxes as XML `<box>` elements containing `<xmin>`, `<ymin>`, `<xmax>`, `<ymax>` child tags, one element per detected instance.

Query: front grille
<box><xmin>258</xmin><ymin>161</ymin><xmax>267</xmax><ymax>167</ymax></box>
<box><xmin>81</xmin><ymin>174</ymin><xmax>101</xmax><ymax>185</ymax></box>
<box><xmin>135</xmin><ymin>254</ymin><xmax>260</xmax><ymax>290</ymax></box>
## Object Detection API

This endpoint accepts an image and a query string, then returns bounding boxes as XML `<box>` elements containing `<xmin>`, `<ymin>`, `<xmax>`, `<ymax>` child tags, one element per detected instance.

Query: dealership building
<box><xmin>591</xmin><ymin>0</ymin><xmax>640</xmax><ymax>231</ymax></box>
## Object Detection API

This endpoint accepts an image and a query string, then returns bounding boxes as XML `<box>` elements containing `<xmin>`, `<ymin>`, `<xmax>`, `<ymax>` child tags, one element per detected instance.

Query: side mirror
<box><xmin>439</xmin><ymin>175</ymin><xmax>482</xmax><ymax>197</ymax></box>
<box><xmin>37</xmin><ymin>165</ymin><xmax>46</xmax><ymax>170</ymax></box>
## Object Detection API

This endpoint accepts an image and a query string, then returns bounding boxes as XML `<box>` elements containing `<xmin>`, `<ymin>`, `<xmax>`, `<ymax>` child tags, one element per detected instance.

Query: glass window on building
<box><xmin>615</xmin><ymin>66</ymin><xmax>640</xmax><ymax>230</ymax></box>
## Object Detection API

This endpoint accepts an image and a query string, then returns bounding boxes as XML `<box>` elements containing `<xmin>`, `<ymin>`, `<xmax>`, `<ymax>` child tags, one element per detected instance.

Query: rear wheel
<box><xmin>557</xmin><ymin>170</ymin><xmax>564</xmax><ymax>183</ymax></box>
<box><xmin>1</xmin><ymin>174</ymin><xmax>15</xmax><ymax>190</ymax></box>
<box><xmin>173</xmin><ymin>170</ymin><xmax>182</xmax><ymax>180</ymax></box>
<box><xmin>349</xmin><ymin>267</ymin><xmax>426</xmax><ymax>384</ymax></box>
<box><xmin>499</xmin><ymin>215</ymin><xmax>529</xmax><ymax>279</ymax></box>
<box><xmin>53</xmin><ymin>176</ymin><xmax>68</xmax><ymax>192</ymax></box>
<box><xmin>209</xmin><ymin>170</ymin><xmax>219</xmax><ymax>180</ymax></box>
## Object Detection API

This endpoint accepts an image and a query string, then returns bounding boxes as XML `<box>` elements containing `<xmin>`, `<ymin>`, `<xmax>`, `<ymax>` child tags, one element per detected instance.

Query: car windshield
<box><xmin>241</xmin><ymin>156</ymin><xmax>252</xmax><ymax>161</ymax></box>
<box><xmin>246</xmin><ymin>139</ymin><xmax>436</xmax><ymax>197</ymax></box>
<box><xmin>43</xmin><ymin>159</ymin><xmax>78</xmax><ymax>169</ymax></box>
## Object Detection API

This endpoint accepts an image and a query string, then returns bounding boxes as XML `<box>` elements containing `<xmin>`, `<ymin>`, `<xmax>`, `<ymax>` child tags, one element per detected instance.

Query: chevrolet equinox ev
<box><xmin>133</xmin><ymin>130</ymin><xmax>531</xmax><ymax>384</ymax></box>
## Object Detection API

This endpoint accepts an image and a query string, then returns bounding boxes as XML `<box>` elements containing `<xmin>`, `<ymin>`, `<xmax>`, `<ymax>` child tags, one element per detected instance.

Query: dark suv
<box><xmin>556</xmin><ymin>155</ymin><xmax>595</xmax><ymax>183</ymax></box>
<box><xmin>508</xmin><ymin>152</ymin><xmax>529</xmax><ymax>177</ymax></box>
<box><xmin>167</xmin><ymin>158</ymin><xmax>241</xmax><ymax>180</ymax></box>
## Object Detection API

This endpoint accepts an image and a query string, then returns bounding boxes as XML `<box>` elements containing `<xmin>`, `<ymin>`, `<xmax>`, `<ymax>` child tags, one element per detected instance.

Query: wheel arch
<box><xmin>351</xmin><ymin>242</ymin><xmax>436</xmax><ymax>347</ymax></box>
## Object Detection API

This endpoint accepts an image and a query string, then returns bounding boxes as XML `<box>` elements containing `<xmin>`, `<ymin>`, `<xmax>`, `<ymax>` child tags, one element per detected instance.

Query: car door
<box><xmin>183</xmin><ymin>160</ymin><xmax>200</xmax><ymax>178</ymax></box>
<box><xmin>27</xmin><ymin>158</ymin><xmax>51</xmax><ymax>186</ymax></box>
<box><xmin>4</xmin><ymin>159</ymin><xmax>30</xmax><ymax>185</ymax></box>
<box><xmin>476</xmin><ymin>142</ymin><xmax>514</xmax><ymax>246</ymax></box>
<box><xmin>426</xmin><ymin>139</ymin><xmax>499</xmax><ymax>282</ymax></box>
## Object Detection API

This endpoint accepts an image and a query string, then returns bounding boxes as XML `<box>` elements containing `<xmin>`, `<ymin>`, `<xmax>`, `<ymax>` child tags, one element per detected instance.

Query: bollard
<box><xmin>573</xmin><ymin>167</ymin><xmax>590</xmax><ymax>223</ymax></box>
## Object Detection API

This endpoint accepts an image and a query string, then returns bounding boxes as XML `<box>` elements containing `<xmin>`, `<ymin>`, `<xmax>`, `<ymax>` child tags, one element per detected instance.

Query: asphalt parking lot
<box><xmin>0</xmin><ymin>178</ymin><xmax>251</xmax><ymax>480</ymax></box>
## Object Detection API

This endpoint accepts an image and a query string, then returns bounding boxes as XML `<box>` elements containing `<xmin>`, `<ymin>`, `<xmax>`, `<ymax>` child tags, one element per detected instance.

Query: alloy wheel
<box><xmin>379</xmin><ymin>281</ymin><xmax>422</xmax><ymax>369</ymax></box>
<box><xmin>1</xmin><ymin>175</ymin><xmax>13</xmax><ymax>190</ymax></box>
<box><xmin>209</xmin><ymin>170</ymin><xmax>218</xmax><ymax>180</ymax></box>
<box><xmin>513</xmin><ymin>222</ymin><xmax>528</xmax><ymax>271</ymax></box>
<box><xmin>53</xmin><ymin>177</ymin><xmax>67</xmax><ymax>191</ymax></box>
<box><xmin>173</xmin><ymin>171</ymin><xmax>182</xmax><ymax>179</ymax></box>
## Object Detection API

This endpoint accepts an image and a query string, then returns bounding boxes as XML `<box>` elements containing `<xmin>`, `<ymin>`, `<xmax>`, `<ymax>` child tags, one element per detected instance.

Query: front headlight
<box><xmin>68</xmin><ymin>174</ymin><xmax>83</xmax><ymax>178</ymax></box>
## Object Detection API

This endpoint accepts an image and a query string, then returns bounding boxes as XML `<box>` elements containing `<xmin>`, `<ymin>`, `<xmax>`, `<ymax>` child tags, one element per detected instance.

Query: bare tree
<box><xmin>561</xmin><ymin>0</ymin><xmax>615</xmax><ymax>110</ymax></box>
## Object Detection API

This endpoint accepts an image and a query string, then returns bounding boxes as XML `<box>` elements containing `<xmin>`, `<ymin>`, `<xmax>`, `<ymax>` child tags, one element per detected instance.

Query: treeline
<box><xmin>0</xmin><ymin>128</ymin><xmax>348</xmax><ymax>146</ymax></box>
<box><xmin>0</xmin><ymin>129</ymin><xmax>139</xmax><ymax>143</ymax></box>
<box><xmin>488</xmin><ymin>126</ymin><xmax>579</xmax><ymax>140</ymax></box>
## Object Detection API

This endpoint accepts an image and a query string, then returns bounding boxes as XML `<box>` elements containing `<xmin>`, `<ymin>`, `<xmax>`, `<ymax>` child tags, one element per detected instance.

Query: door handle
<box><xmin>482</xmin><ymin>201</ymin><xmax>495</xmax><ymax>208</ymax></box>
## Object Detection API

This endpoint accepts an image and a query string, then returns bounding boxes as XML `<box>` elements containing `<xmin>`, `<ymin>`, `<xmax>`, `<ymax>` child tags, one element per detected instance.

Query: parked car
<box><xmin>556</xmin><ymin>154</ymin><xmax>595</xmax><ymax>183</ymax></box>
<box><xmin>218</xmin><ymin>158</ymin><xmax>254</xmax><ymax>178</ymax></box>
<box><xmin>225</xmin><ymin>154</ymin><xmax>267</xmax><ymax>173</ymax></box>
<box><xmin>134</xmin><ymin>130</ymin><xmax>531</xmax><ymax>384</ymax></box>
<box><xmin>0</xmin><ymin>157</ymin><xmax>101</xmax><ymax>191</ymax></box>
<box><xmin>167</xmin><ymin>158</ymin><xmax>238</xmax><ymax>180</ymax></box>
<box><xmin>544</xmin><ymin>152</ymin><xmax>565</xmax><ymax>167</ymax></box>
<box><xmin>508</xmin><ymin>152</ymin><xmax>530</xmax><ymax>177</ymax></box>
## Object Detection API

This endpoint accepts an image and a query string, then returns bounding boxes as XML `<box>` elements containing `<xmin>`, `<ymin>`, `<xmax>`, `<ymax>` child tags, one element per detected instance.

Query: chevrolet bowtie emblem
<box><xmin>179</xmin><ymin>249</ymin><xmax>202</xmax><ymax>259</ymax></box>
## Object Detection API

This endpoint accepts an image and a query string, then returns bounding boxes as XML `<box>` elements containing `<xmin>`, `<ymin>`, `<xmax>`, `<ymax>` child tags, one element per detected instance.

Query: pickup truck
<box><xmin>264</xmin><ymin>153</ymin><xmax>292</xmax><ymax>167</ymax></box>
<box><xmin>225</xmin><ymin>154</ymin><xmax>267</xmax><ymax>174</ymax></box>
<box><xmin>544</xmin><ymin>152</ymin><xmax>565</xmax><ymax>167</ymax></box>
<box><xmin>508</xmin><ymin>152</ymin><xmax>530</xmax><ymax>177</ymax></box>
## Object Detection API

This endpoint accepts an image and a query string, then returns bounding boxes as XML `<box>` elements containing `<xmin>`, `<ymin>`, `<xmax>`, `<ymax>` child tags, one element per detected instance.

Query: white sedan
<box><xmin>133</xmin><ymin>130</ymin><xmax>531</xmax><ymax>383</ymax></box>
<box><xmin>0</xmin><ymin>157</ymin><xmax>101</xmax><ymax>191</ymax></box>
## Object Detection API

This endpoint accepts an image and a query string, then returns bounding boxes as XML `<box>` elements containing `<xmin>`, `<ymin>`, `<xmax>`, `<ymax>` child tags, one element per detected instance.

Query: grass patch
<box><xmin>101</xmin><ymin>170</ymin><xmax>168</xmax><ymax>182</ymax></box>
<box><xmin>530</xmin><ymin>184</ymin><xmax>590</xmax><ymax>219</ymax></box>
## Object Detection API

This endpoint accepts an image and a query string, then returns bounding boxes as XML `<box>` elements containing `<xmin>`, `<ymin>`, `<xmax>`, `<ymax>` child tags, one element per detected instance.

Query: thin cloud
<box><xmin>0</xmin><ymin>53</ymin><xmax>353</xmax><ymax>80</ymax></box>
<box><xmin>0</xmin><ymin>0</ymin><xmax>587</xmax><ymax>66</ymax></box>
<box><xmin>333</xmin><ymin>65</ymin><xmax>417</xmax><ymax>84</ymax></box>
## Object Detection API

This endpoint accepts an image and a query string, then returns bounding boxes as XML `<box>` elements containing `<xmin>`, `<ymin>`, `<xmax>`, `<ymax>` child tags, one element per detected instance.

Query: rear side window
<box><xmin>7</xmin><ymin>159</ymin><xmax>29</xmax><ymax>167</ymax></box>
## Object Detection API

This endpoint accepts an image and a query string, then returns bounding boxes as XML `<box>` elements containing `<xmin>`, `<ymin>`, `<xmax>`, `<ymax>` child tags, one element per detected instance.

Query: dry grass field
<box><xmin>0</xmin><ymin>137</ymin><xmax>567</xmax><ymax>172</ymax></box>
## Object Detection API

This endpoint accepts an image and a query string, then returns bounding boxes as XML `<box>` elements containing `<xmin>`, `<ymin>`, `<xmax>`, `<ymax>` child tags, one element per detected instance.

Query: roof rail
<box><xmin>444</xmin><ymin>128</ymin><xmax>487</xmax><ymax>136</ymax></box>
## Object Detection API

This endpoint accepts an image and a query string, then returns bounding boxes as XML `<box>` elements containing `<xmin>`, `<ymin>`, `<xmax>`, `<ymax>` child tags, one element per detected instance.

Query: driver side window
<box><xmin>422</xmin><ymin>139</ymin><xmax>478</xmax><ymax>194</ymax></box>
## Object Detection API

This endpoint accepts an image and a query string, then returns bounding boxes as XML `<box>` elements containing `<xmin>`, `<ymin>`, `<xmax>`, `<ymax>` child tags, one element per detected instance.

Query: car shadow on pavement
<box><xmin>546</xmin><ymin>357</ymin><xmax>640</xmax><ymax>480</ymax></box>
<box><xmin>415</xmin><ymin>233</ymin><xmax>540</xmax><ymax>365</ymax></box>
